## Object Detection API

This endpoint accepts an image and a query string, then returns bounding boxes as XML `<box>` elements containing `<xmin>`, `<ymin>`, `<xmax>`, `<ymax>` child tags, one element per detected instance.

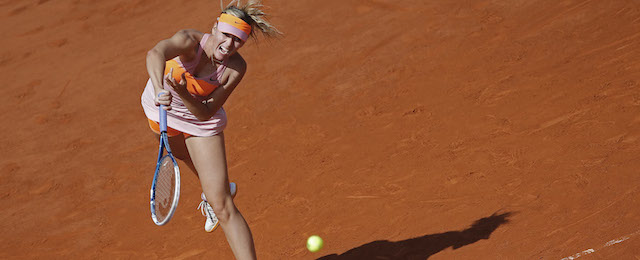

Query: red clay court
<box><xmin>2</xmin><ymin>0</ymin><xmax>640</xmax><ymax>259</ymax></box>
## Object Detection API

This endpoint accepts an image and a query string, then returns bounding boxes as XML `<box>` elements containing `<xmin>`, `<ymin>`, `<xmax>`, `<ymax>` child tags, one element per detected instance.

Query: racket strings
<box><xmin>155</xmin><ymin>157</ymin><xmax>176</xmax><ymax>219</ymax></box>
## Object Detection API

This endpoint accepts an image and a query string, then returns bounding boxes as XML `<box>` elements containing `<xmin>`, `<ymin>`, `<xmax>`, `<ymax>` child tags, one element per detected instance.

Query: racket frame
<box><xmin>150</xmin><ymin>104</ymin><xmax>181</xmax><ymax>226</ymax></box>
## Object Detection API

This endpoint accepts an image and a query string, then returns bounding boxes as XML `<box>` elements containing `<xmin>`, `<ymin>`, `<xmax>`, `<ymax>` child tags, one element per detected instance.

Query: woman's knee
<box><xmin>208</xmin><ymin>195</ymin><xmax>236</xmax><ymax>222</ymax></box>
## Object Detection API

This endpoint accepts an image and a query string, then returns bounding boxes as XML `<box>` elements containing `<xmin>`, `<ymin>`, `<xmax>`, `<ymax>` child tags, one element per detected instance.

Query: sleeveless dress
<box><xmin>141</xmin><ymin>34</ymin><xmax>228</xmax><ymax>137</ymax></box>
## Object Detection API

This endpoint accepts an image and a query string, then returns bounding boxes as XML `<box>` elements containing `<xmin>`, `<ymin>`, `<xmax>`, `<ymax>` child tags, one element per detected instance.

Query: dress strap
<box><xmin>181</xmin><ymin>33</ymin><xmax>210</xmax><ymax>69</ymax></box>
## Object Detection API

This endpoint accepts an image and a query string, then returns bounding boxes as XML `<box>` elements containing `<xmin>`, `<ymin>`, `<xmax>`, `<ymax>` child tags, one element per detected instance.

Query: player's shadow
<box><xmin>317</xmin><ymin>212</ymin><xmax>512</xmax><ymax>260</ymax></box>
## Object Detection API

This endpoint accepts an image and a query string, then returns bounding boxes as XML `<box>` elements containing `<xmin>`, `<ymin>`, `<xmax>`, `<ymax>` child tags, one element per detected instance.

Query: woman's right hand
<box><xmin>154</xmin><ymin>90</ymin><xmax>172</xmax><ymax>110</ymax></box>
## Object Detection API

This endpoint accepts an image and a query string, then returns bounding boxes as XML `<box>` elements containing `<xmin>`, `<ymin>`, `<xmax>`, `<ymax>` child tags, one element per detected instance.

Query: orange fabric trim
<box><xmin>164</xmin><ymin>59</ymin><xmax>218</xmax><ymax>96</ymax></box>
<box><xmin>147</xmin><ymin>119</ymin><xmax>191</xmax><ymax>138</ymax></box>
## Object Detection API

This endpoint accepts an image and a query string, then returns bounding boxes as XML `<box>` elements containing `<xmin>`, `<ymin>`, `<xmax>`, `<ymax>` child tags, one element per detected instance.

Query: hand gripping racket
<box><xmin>150</xmin><ymin>102</ymin><xmax>181</xmax><ymax>226</ymax></box>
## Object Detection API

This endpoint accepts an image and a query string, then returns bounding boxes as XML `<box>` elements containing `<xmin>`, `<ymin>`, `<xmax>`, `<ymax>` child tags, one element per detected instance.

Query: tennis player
<box><xmin>140</xmin><ymin>1</ymin><xmax>280</xmax><ymax>258</ymax></box>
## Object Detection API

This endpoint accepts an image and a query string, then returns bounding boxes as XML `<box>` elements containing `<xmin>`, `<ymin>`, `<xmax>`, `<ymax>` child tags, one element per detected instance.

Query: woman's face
<box><xmin>211</xmin><ymin>25</ymin><xmax>246</xmax><ymax>61</ymax></box>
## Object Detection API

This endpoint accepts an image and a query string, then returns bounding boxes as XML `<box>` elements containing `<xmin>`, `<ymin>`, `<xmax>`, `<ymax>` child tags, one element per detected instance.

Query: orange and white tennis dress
<box><xmin>141</xmin><ymin>34</ymin><xmax>228</xmax><ymax>137</ymax></box>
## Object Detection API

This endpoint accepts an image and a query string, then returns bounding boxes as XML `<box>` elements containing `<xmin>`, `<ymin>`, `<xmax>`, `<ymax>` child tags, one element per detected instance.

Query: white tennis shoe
<box><xmin>197</xmin><ymin>182</ymin><xmax>237</xmax><ymax>232</ymax></box>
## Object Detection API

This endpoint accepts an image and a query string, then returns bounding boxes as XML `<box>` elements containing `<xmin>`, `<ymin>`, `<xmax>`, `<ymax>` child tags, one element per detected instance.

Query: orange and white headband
<box><xmin>217</xmin><ymin>13</ymin><xmax>252</xmax><ymax>42</ymax></box>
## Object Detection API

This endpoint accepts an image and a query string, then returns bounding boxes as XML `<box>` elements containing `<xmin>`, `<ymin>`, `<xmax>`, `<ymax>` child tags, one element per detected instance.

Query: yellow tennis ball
<box><xmin>306</xmin><ymin>235</ymin><xmax>324</xmax><ymax>252</ymax></box>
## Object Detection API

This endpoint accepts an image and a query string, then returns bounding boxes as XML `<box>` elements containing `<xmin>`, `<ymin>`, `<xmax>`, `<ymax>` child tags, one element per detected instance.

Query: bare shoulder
<box><xmin>227</xmin><ymin>53</ymin><xmax>248</xmax><ymax>76</ymax></box>
<box><xmin>172</xmin><ymin>29</ymin><xmax>202</xmax><ymax>45</ymax></box>
<box><xmin>168</xmin><ymin>29</ymin><xmax>204</xmax><ymax>61</ymax></box>
<box><xmin>219</xmin><ymin>53</ymin><xmax>247</xmax><ymax>87</ymax></box>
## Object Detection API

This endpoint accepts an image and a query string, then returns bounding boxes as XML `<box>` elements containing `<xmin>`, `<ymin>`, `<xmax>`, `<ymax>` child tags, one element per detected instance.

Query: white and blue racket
<box><xmin>150</xmin><ymin>103</ymin><xmax>181</xmax><ymax>226</ymax></box>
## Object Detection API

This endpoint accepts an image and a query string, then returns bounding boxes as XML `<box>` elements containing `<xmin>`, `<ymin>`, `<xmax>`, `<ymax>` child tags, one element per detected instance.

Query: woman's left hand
<box><xmin>165</xmin><ymin>68</ymin><xmax>189</xmax><ymax>95</ymax></box>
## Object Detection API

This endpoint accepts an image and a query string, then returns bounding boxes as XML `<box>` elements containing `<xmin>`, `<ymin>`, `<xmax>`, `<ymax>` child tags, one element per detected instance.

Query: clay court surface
<box><xmin>2</xmin><ymin>0</ymin><xmax>640</xmax><ymax>259</ymax></box>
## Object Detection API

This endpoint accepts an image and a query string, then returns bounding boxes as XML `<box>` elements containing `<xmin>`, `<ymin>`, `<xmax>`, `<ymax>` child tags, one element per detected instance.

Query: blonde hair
<box><xmin>220</xmin><ymin>0</ymin><xmax>282</xmax><ymax>40</ymax></box>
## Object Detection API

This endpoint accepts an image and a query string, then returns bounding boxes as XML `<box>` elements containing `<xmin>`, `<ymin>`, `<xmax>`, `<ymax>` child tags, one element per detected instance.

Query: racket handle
<box><xmin>158</xmin><ymin>94</ymin><xmax>168</xmax><ymax>133</ymax></box>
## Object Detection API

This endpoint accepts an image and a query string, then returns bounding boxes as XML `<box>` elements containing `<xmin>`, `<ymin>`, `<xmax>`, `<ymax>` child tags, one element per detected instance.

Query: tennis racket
<box><xmin>150</xmin><ymin>102</ymin><xmax>181</xmax><ymax>226</ymax></box>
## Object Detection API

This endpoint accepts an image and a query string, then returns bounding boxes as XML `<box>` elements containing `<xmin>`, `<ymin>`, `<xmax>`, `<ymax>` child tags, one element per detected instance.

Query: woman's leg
<box><xmin>185</xmin><ymin>132</ymin><xmax>256</xmax><ymax>260</ymax></box>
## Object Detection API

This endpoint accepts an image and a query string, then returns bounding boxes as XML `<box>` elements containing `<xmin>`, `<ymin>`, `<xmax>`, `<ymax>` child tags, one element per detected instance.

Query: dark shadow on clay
<box><xmin>318</xmin><ymin>212</ymin><xmax>512</xmax><ymax>260</ymax></box>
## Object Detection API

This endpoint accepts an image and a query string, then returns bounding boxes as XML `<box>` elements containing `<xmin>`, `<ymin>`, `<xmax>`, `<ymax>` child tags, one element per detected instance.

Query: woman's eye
<box><xmin>222</xmin><ymin>33</ymin><xmax>242</xmax><ymax>43</ymax></box>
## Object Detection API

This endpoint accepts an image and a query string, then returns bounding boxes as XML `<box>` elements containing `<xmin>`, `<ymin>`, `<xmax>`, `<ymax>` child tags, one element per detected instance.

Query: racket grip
<box><xmin>158</xmin><ymin>94</ymin><xmax>168</xmax><ymax>133</ymax></box>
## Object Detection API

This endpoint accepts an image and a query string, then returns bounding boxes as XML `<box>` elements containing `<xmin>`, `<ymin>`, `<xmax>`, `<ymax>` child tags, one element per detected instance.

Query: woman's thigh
<box><xmin>184</xmin><ymin>132</ymin><xmax>232</xmax><ymax>202</ymax></box>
